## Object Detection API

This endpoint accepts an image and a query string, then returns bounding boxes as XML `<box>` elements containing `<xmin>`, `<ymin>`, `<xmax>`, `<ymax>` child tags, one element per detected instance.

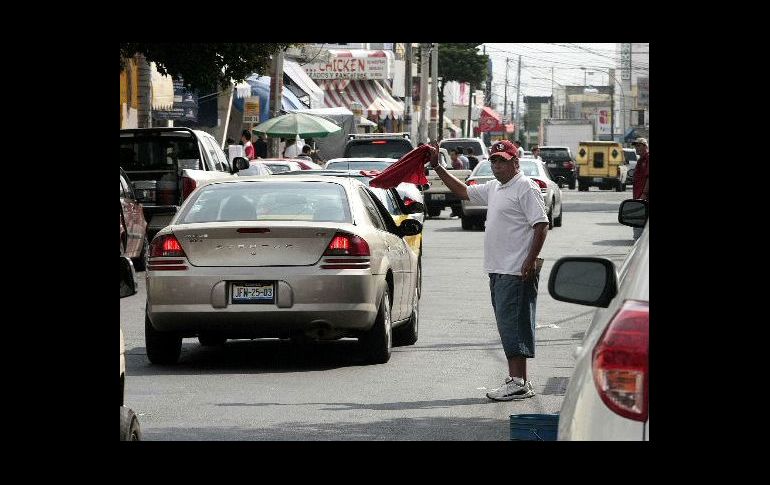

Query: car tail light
<box><xmin>322</xmin><ymin>232</ymin><xmax>370</xmax><ymax>269</ymax></box>
<box><xmin>370</xmin><ymin>140</ymin><xmax>387</xmax><ymax>144</ymax></box>
<box><xmin>148</xmin><ymin>235</ymin><xmax>188</xmax><ymax>270</ymax></box>
<box><xmin>563</xmin><ymin>161</ymin><xmax>574</xmax><ymax>170</ymax></box>
<box><xmin>467</xmin><ymin>179</ymin><xmax>478</xmax><ymax>186</ymax></box>
<box><xmin>403</xmin><ymin>197</ymin><xmax>415</xmax><ymax>206</ymax></box>
<box><xmin>531</xmin><ymin>178</ymin><xmax>548</xmax><ymax>191</ymax></box>
<box><xmin>182</xmin><ymin>176</ymin><xmax>197</xmax><ymax>201</ymax></box>
<box><xmin>592</xmin><ymin>300</ymin><xmax>649</xmax><ymax>422</ymax></box>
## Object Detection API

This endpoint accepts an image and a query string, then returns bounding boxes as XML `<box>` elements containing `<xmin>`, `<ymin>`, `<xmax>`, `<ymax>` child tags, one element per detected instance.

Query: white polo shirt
<box><xmin>467</xmin><ymin>172</ymin><xmax>548</xmax><ymax>275</ymax></box>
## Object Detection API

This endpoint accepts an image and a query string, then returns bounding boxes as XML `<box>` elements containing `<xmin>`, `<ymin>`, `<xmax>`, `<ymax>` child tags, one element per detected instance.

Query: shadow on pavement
<box><xmin>592</xmin><ymin>239</ymin><xmax>634</xmax><ymax>246</ymax></box>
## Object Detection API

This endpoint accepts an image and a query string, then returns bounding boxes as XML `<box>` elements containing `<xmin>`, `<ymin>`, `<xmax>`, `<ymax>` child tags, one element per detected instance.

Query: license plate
<box><xmin>231</xmin><ymin>282</ymin><xmax>275</xmax><ymax>304</ymax></box>
<box><xmin>547</xmin><ymin>162</ymin><xmax>558</xmax><ymax>167</ymax></box>
<box><xmin>433</xmin><ymin>194</ymin><xmax>445</xmax><ymax>200</ymax></box>
<box><xmin>592</xmin><ymin>177</ymin><xmax>604</xmax><ymax>183</ymax></box>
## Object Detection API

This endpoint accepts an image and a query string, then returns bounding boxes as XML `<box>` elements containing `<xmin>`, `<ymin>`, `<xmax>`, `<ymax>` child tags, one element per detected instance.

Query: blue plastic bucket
<box><xmin>509</xmin><ymin>414</ymin><xmax>559</xmax><ymax>441</ymax></box>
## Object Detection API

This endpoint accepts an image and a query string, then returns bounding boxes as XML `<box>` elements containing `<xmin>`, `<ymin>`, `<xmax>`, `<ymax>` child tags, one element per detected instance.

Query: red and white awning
<box><xmin>318</xmin><ymin>79</ymin><xmax>403</xmax><ymax>120</ymax></box>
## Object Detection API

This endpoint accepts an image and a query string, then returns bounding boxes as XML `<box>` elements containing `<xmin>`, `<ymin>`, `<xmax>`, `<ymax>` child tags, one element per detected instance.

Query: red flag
<box><xmin>368</xmin><ymin>145</ymin><xmax>435</xmax><ymax>189</ymax></box>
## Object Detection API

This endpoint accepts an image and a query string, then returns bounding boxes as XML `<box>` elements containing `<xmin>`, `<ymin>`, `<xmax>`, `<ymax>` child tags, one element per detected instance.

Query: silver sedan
<box><xmin>144</xmin><ymin>176</ymin><xmax>423</xmax><ymax>365</ymax></box>
<box><xmin>460</xmin><ymin>158</ymin><xmax>564</xmax><ymax>230</ymax></box>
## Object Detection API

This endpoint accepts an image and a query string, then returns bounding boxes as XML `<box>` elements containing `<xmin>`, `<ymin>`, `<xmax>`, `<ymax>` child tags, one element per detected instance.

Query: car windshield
<box><xmin>539</xmin><ymin>148</ymin><xmax>571</xmax><ymax>162</ymax></box>
<box><xmin>120</xmin><ymin>136</ymin><xmax>201</xmax><ymax>171</ymax></box>
<box><xmin>179</xmin><ymin>182</ymin><xmax>352</xmax><ymax>223</ymax></box>
<box><xmin>326</xmin><ymin>161</ymin><xmax>392</xmax><ymax>171</ymax></box>
<box><xmin>519</xmin><ymin>160</ymin><xmax>542</xmax><ymax>177</ymax></box>
<box><xmin>345</xmin><ymin>140</ymin><xmax>412</xmax><ymax>158</ymax></box>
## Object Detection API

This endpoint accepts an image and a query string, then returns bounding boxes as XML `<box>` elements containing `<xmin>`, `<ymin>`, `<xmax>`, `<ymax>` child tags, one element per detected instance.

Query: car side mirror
<box><xmin>548</xmin><ymin>257</ymin><xmax>617</xmax><ymax>308</ymax></box>
<box><xmin>398</xmin><ymin>218</ymin><xmax>423</xmax><ymax>237</ymax></box>
<box><xmin>232</xmin><ymin>157</ymin><xmax>250</xmax><ymax>173</ymax></box>
<box><xmin>120</xmin><ymin>256</ymin><xmax>138</xmax><ymax>298</ymax></box>
<box><xmin>406</xmin><ymin>202</ymin><xmax>425</xmax><ymax>214</ymax></box>
<box><xmin>618</xmin><ymin>199</ymin><xmax>648</xmax><ymax>228</ymax></box>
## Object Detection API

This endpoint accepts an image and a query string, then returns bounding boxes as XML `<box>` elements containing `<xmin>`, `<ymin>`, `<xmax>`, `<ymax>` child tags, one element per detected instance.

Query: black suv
<box><xmin>343</xmin><ymin>133</ymin><xmax>414</xmax><ymax>159</ymax></box>
<box><xmin>539</xmin><ymin>146</ymin><xmax>576</xmax><ymax>190</ymax></box>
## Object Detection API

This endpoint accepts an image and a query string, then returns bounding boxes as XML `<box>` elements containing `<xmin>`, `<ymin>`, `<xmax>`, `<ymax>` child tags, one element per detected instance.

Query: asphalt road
<box><xmin>120</xmin><ymin>187</ymin><xmax>636</xmax><ymax>440</ymax></box>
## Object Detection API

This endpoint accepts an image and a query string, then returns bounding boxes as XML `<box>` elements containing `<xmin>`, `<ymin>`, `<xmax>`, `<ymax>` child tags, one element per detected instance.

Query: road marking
<box><xmin>536</xmin><ymin>324</ymin><xmax>561</xmax><ymax>329</ymax></box>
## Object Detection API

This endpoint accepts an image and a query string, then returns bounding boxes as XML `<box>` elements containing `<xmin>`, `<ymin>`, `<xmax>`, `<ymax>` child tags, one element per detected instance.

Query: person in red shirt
<box><xmin>631</xmin><ymin>137</ymin><xmax>649</xmax><ymax>239</ymax></box>
<box><xmin>241</xmin><ymin>130</ymin><xmax>255</xmax><ymax>160</ymax></box>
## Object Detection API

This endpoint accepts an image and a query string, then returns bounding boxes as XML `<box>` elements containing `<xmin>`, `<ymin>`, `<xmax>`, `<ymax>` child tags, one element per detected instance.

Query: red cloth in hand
<box><xmin>368</xmin><ymin>145</ymin><xmax>434</xmax><ymax>189</ymax></box>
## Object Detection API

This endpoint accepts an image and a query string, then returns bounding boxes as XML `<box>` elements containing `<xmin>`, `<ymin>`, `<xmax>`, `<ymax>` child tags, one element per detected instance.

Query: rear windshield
<box><xmin>440</xmin><ymin>140</ymin><xmax>484</xmax><ymax>156</ymax></box>
<box><xmin>120</xmin><ymin>136</ymin><xmax>201</xmax><ymax>172</ymax></box>
<box><xmin>326</xmin><ymin>160</ymin><xmax>392</xmax><ymax>171</ymax></box>
<box><xmin>345</xmin><ymin>139</ymin><xmax>413</xmax><ymax>158</ymax></box>
<box><xmin>180</xmin><ymin>182</ymin><xmax>352</xmax><ymax>223</ymax></box>
<box><xmin>518</xmin><ymin>160</ymin><xmax>541</xmax><ymax>177</ymax></box>
<box><xmin>264</xmin><ymin>164</ymin><xmax>292</xmax><ymax>173</ymax></box>
<box><xmin>539</xmin><ymin>148</ymin><xmax>571</xmax><ymax>162</ymax></box>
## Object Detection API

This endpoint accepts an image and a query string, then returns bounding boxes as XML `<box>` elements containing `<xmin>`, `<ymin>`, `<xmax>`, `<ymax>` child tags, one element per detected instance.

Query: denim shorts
<box><xmin>488</xmin><ymin>273</ymin><xmax>539</xmax><ymax>358</ymax></box>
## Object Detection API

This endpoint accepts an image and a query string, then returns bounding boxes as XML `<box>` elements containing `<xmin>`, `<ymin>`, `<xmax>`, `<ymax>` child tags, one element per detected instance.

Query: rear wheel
<box><xmin>578</xmin><ymin>179</ymin><xmax>589</xmax><ymax>191</ymax></box>
<box><xmin>145</xmin><ymin>313</ymin><xmax>182</xmax><ymax>365</ymax></box>
<box><xmin>120</xmin><ymin>406</ymin><xmax>142</xmax><ymax>441</ymax></box>
<box><xmin>360</xmin><ymin>287</ymin><xmax>392</xmax><ymax>364</ymax></box>
<box><xmin>554</xmin><ymin>206</ymin><xmax>563</xmax><ymax>227</ymax></box>
<box><xmin>568</xmin><ymin>178</ymin><xmax>576</xmax><ymax>190</ymax></box>
<box><xmin>394</xmin><ymin>285</ymin><xmax>419</xmax><ymax>346</ymax></box>
<box><xmin>461</xmin><ymin>215</ymin><xmax>473</xmax><ymax>230</ymax></box>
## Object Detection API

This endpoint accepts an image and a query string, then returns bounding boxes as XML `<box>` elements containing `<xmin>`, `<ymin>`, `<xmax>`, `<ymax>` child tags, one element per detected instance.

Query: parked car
<box><xmin>623</xmin><ymin>148</ymin><xmax>638</xmax><ymax>184</ymax></box>
<box><xmin>324</xmin><ymin>158</ymin><xmax>396</xmax><ymax>171</ymax></box>
<box><xmin>236</xmin><ymin>161</ymin><xmax>274</xmax><ymax>177</ymax></box>
<box><xmin>549</xmin><ymin>199</ymin><xmax>649</xmax><ymax>440</ymax></box>
<box><xmin>144</xmin><ymin>176</ymin><xmax>423</xmax><ymax>364</ymax></box>
<box><xmin>258</xmin><ymin>157</ymin><xmax>322</xmax><ymax>170</ymax></box>
<box><xmin>259</xmin><ymin>160</ymin><xmax>306</xmax><ymax>173</ymax></box>
<box><xmin>539</xmin><ymin>146</ymin><xmax>576</xmax><ymax>190</ymax></box>
<box><xmin>343</xmin><ymin>133</ymin><xmax>414</xmax><ymax>159</ymax></box>
<box><xmin>120</xmin><ymin>256</ymin><xmax>142</xmax><ymax>441</ymax></box>
<box><xmin>120</xmin><ymin>127</ymin><xmax>249</xmax><ymax>240</ymax></box>
<box><xmin>120</xmin><ymin>168</ymin><xmax>149</xmax><ymax>270</ymax></box>
<box><xmin>460</xmin><ymin>158</ymin><xmax>564</xmax><ymax>230</ymax></box>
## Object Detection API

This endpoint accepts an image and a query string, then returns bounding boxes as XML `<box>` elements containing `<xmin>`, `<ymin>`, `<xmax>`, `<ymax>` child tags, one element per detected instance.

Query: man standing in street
<box><xmin>632</xmin><ymin>137</ymin><xmax>649</xmax><ymax>240</ymax></box>
<box><xmin>513</xmin><ymin>140</ymin><xmax>524</xmax><ymax>159</ymax></box>
<box><xmin>428</xmin><ymin>140</ymin><xmax>549</xmax><ymax>401</ymax></box>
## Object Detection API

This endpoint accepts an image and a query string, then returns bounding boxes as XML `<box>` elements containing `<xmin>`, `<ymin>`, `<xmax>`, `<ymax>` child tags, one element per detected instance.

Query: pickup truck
<box><xmin>120</xmin><ymin>127</ymin><xmax>248</xmax><ymax>240</ymax></box>
<box><xmin>423</xmin><ymin>148</ymin><xmax>471</xmax><ymax>217</ymax></box>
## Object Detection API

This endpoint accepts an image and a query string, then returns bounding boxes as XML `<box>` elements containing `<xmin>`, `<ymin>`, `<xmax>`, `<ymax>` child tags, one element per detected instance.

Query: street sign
<box><xmin>243</xmin><ymin>96</ymin><xmax>260</xmax><ymax>123</ymax></box>
<box><xmin>637</xmin><ymin>77</ymin><xmax>649</xmax><ymax>108</ymax></box>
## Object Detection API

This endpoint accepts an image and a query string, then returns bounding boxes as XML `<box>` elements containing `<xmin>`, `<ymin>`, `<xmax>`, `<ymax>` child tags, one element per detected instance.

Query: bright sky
<box><xmin>480</xmin><ymin>43</ymin><xmax>646</xmax><ymax>113</ymax></box>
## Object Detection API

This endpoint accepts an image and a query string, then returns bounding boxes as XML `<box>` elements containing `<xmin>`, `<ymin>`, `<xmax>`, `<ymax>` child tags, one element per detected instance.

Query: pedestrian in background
<box><xmin>241</xmin><ymin>130</ymin><xmax>255</xmax><ymax>160</ymax></box>
<box><xmin>466</xmin><ymin>147</ymin><xmax>479</xmax><ymax>170</ymax></box>
<box><xmin>513</xmin><ymin>140</ymin><xmax>524</xmax><ymax>159</ymax></box>
<box><xmin>531</xmin><ymin>145</ymin><xmax>541</xmax><ymax>160</ymax></box>
<box><xmin>296</xmin><ymin>145</ymin><xmax>314</xmax><ymax>163</ymax></box>
<box><xmin>428</xmin><ymin>140</ymin><xmax>549</xmax><ymax>401</ymax></box>
<box><xmin>456</xmin><ymin>145</ymin><xmax>470</xmax><ymax>169</ymax></box>
<box><xmin>253</xmin><ymin>132</ymin><xmax>268</xmax><ymax>159</ymax></box>
<box><xmin>449</xmin><ymin>149</ymin><xmax>464</xmax><ymax>169</ymax></box>
<box><xmin>632</xmin><ymin>137</ymin><xmax>649</xmax><ymax>240</ymax></box>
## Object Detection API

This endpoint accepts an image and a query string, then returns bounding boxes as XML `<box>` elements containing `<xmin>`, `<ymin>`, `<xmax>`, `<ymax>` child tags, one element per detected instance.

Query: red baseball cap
<box><xmin>489</xmin><ymin>140</ymin><xmax>518</xmax><ymax>161</ymax></box>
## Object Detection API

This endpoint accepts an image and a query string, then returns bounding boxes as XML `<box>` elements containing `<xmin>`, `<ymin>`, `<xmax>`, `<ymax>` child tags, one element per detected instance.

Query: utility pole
<box><xmin>429</xmin><ymin>43</ymin><xmax>438</xmax><ymax>142</ymax></box>
<box><xmin>484</xmin><ymin>45</ymin><xmax>492</xmax><ymax>107</ymax></box>
<box><xmin>404</xmin><ymin>43</ymin><xmax>413</xmax><ymax>141</ymax></box>
<box><xmin>503</xmin><ymin>58</ymin><xmax>509</xmax><ymax>119</ymax></box>
<box><xmin>419</xmin><ymin>43</ymin><xmax>429</xmax><ymax>143</ymax></box>
<box><xmin>514</xmin><ymin>55</ymin><xmax>521</xmax><ymax>142</ymax></box>
<box><xmin>609</xmin><ymin>68</ymin><xmax>615</xmax><ymax>142</ymax></box>
<box><xmin>136</xmin><ymin>54</ymin><xmax>152</xmax><ymax>128</ymax></box>
<box><xmin>467</xmin><ymin>83</ymin><xmax>473</xmax><ymax>137</ymax></box>
<box><xmin>268</xmin><ymin>50</ymin><xmax>284</xmax><ymax>157</ymax></box>
<box><xmin>550</xmin><ymin>66</ymin><xmax>554</xmax><ymax>118</ymax></box>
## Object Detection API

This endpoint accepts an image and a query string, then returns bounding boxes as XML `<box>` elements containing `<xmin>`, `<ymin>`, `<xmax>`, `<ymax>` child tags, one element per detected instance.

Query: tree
<box><xmin>435</xmin><ymin>44</ymin><xmax>488</xmax><ymax>140</ymax></box>
<box><xmin>120</xmin><ymin>43</ymin><xmax>296</xmax><ymax>92</ymax></box>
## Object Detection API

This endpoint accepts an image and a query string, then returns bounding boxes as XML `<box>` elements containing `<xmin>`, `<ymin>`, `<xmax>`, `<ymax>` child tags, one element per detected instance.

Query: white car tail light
<box><xmin>592</xmin><ymin>300</ymin><xmax>649</xmax><ymax>421</ymax></box>
<box><xmin>148</xmin><ymin>235</ymin><xmax>188</xmax><ymax>271</ymax></box>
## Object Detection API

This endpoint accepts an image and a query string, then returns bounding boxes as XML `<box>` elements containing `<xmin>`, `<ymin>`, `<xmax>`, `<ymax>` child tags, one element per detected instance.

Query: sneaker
<box><xmin>486</xmin><ymin>376</ymin><xmax>535</xmax><ymax>401</ymax></box>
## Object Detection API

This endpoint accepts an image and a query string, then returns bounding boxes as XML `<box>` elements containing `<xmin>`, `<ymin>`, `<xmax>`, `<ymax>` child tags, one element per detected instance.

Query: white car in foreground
<box><xmin>548</xmin><ymin>199</ymin><xmax>649</xmax><ymax>440</ymax></box>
